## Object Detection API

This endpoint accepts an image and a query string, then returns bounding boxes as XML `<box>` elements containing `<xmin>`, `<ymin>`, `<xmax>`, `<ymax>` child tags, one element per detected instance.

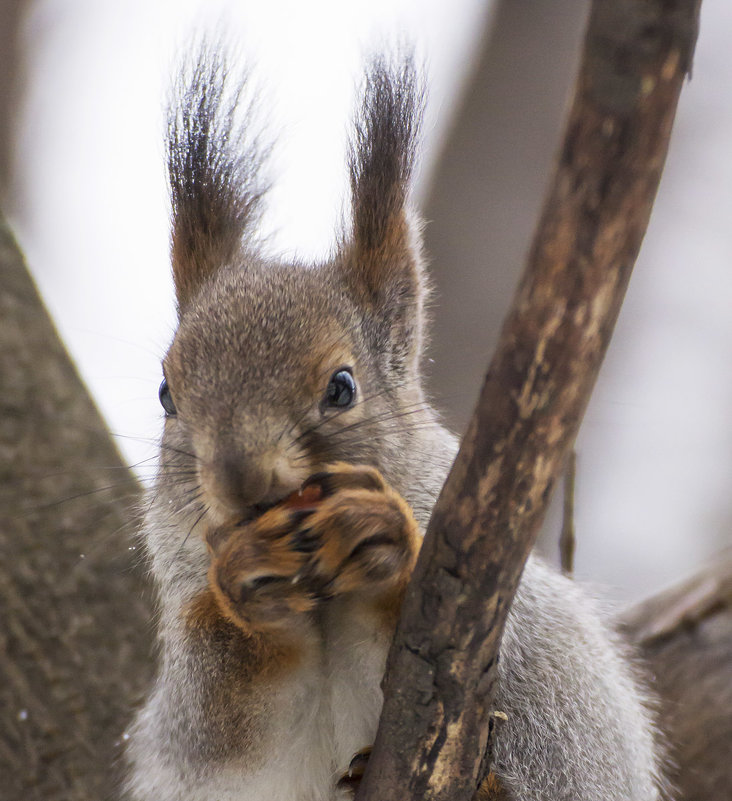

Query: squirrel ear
<box><xmin>167</xmin><ymin>46</ymin><xmax>267</xmax><ymax>314</ymax></box>
<box><xmin>344</xmin><ymin>55</ymin><xmax>427</xmax><ymax>371</ymax></box>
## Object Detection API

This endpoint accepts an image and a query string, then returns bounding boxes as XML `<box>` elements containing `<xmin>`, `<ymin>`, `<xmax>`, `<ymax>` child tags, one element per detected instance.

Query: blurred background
<box><xmin>1</xmin><ymin>0</ymin><xmax>730</xmax><ymax>601</ymax></box>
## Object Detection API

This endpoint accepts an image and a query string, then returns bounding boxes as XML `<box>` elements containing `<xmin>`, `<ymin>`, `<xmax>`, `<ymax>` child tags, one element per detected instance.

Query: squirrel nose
<box><xmin>205</xmin><ymin>444</ymin><xmax>302</xmax><ymax>519</ymax></box>
<box><xmin>210</xmin><ymin>447</ymin><xmax>273</xmax><ymax>514</ymax></box>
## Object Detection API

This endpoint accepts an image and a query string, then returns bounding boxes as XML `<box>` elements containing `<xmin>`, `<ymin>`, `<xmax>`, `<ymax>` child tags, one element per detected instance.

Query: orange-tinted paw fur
<box><xmin>293</xmin><ymin>463</ymin><xmax>420</xmax><ymax>598</ymax></box>
<box><xmin>208</xmin><ymin>463</ymin><xmax>420</xmax><ymax>633</ymax></box>
<box><xmin>475</xmin><ymin>773</ymin><xmax>512</xmax><ymax>800</ymax></box>
<box><xmin>208</xmin><ymin>504</ymin><xmax>319</xmax><ymax>634</ymax></box>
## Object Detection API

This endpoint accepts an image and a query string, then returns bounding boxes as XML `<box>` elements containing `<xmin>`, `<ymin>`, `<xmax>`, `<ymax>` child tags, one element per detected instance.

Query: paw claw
<box><xmin>337</xmin><ymin>747</ymin><xmax>372</xmax><ymax>796</ymax></box>
<box><xmin>290</xmin><ymin>527</ymin><xmax>321</xmax><ymax>553</ymax></box>
<box><xmin>301</xmin><ymin>463</ymin><xmax>385</xmax><ymax>498</ymax></box>
<box><xmin>301</xmin><ymin>470</ymin><xmax>333</xmax><ymax>493</ymax></box>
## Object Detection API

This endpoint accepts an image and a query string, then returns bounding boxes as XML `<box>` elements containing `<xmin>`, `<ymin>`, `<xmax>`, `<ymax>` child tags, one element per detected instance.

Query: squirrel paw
<box><xmin>207</xmin><ymin>463</ymin><xmax>420</xmax><ymax>632</ymax></box>
<box><xmin>291</xmin><ymin>463</ymin><xmax>420</xmax><ymax>598</ymax></box>
<box><xmin>207</xmin><ymin>502</ymin><xmax>317</xmax><ymax>633</ymax></box>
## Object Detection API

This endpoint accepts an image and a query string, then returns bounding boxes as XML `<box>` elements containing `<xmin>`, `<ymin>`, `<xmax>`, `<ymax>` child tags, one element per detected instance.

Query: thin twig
<box><xmin>560</xmin><ymin>449</ymin><xmax>577</xmax><ymax>575</ymax></box>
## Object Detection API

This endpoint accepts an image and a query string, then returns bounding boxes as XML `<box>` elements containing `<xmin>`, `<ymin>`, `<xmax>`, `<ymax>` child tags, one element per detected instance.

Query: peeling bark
<box><xmin>357</xmin><ymin>2</ymin><xmax>703</xmax><ymax>799</ymax></box>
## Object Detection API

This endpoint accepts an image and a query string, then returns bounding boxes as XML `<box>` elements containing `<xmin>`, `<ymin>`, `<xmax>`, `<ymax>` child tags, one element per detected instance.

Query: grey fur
<box><xmin>126</xmin><ymin>47</ymin><xmax>666</xmax><ymax>801</ymax></box>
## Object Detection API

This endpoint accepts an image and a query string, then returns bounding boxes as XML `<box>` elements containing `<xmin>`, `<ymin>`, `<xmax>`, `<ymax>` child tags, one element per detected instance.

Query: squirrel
<box><xmin>125</xmin><ymin>46</ymin><xmax>666</xmax><ymax>801</ymax></box>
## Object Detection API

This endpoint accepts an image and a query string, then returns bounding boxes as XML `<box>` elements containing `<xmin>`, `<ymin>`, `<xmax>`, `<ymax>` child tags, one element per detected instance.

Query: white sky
<box><xmin>9</xmin><ymin>0</ymin><xmax>732</xmax><ymax>601</ymax></box>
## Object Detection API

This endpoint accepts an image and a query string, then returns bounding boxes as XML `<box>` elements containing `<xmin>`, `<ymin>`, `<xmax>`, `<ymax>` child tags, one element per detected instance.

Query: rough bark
<box><xmin>622</xmin><ymin>554</ymin><xmax>732</xmax><ymax>801</ymax></box>
<box><xmin>0</xmin><ymin>218</ymin><xmax>153</xmax><ymax>801</ymax></box>
<box><xmin>357</xmin><ymin>2</ymin><xmax>703</xmax><ymax>800</ymax></box>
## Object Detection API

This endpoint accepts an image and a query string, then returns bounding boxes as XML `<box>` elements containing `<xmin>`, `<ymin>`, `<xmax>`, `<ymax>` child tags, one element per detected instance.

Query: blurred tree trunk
<box><xmin>0</xmin><ymin>0</ymin><xmax>29</xmax><ymax>203</ymax></box>
<box><xmin>0</xmin><ymin>6</ymin><xmax>153</xmax><ymax>798</ymax></box>
<box><xmin>622</xmin><ymin>554</ymin><xmax>732</xmax><ymax>801</ymax></box>
<box><xmin>0</xmin><ymin>217</ymin><xmax>153</xmax><ymax>800</ymax></box>
<box><xmin>421</xmin><ymin>0</ymin><xmax>591</xmax><ymax>566</ymax></box>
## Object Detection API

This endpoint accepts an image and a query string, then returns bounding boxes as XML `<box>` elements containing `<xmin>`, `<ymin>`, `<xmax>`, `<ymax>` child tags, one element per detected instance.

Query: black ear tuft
<box><xmin>349</xmin><ymin>53</ymin><xmax>424</xmax><ymax>263</ymax></box>
<box><xmin>167</xmin><ymin>43</ymin><xmax>268</xmax><ymax>313</ymax></box>
<box><xmin>345</xmin><ymin>53</ymin><xmax>428</xmax><ymax>373</ymax></box>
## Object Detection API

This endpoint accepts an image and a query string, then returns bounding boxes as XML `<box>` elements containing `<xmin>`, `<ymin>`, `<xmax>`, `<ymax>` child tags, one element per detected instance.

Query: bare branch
<box><xmin>560</xmin><ymin>449</ymin><xmax>577</xmax><ymax>575</ymax></box>
<box><xmin>0</xmin><ymin>217</ymin><xmax>153</xmax><ymax>799</ymax></box>
<box><xmin>357</xmin><ymin>1</ymin><xmax>702</xmax><ymax>799</ymax></box>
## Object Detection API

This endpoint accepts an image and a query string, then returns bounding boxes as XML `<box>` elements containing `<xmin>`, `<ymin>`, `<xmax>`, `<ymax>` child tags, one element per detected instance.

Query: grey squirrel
<box><xmin>125</xmin><ymin>46</ymin><xmax>665</xmax><ymax>801</ymax></box>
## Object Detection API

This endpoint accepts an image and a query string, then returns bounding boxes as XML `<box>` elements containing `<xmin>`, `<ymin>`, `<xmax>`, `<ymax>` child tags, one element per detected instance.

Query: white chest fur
<box><xmin>247</xmin><ymin>600</ymin><xmax>389</xmax><ymax>801</ymax></box>
<box><xmin>136</xmin><ymin>599</ymin><xmax>390</xmax><ymax>801</ymax></box>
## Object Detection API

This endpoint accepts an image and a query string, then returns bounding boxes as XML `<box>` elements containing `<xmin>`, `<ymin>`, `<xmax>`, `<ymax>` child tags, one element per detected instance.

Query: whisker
<box><xmin>157</xmin><ymin>470</ymin><xmax>200</xmax><ymax>479</ymax></box>
<box><xmin>12</xmin><ymin>482</ymin><xmax>141</xmax><ymax>519</ymax></box>
<box><xmin>175</xmin><ymin>503</ymin><xmax>209</xmax><ymax>559</ymax></box>
<box><xmin>291</xmin><ymin>421</ymin><xmax>442</xmax><ymax>460</ymax></box>
<box><xmin>288</xmin><ymin>375</ymin><xmax>423</xmax><ymax>447</ymax></box>
<box><xmin>316</xmin><ymin>399</ymin><xmax>432</xmax><ymax>443</ymax></box>
<box><xmin>157</xmin><ymin>442</ymin><xmax>200</xmax><ymax>462</ymax></box>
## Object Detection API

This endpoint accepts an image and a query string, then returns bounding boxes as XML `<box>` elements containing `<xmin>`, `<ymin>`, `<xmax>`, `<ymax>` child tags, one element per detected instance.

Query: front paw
<box><xmin>208</xmin><ymin>463</ymin><xmax>420</xmax><ymax>632</ymax></box>
<box><xmin>208</xmin><ymin>503</ymin><xmax>321</xmax><ymax>633</ymax></box>
<box><xmin>293</xmin><ymin>463</ymin><xmax>420</xmax><ymax>598</ymax></box>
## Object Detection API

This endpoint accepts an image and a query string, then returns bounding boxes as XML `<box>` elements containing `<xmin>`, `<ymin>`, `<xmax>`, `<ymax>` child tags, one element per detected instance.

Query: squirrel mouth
<box><xmin>237</xmin><ymin>483</ymin><xmax>324</xmax><ymax>526</ymax></box>
<box><xmin>234</xmin><ymin>498</ymin><xmax>282</xmax><ymax>526</ymax></box>
<box><xmin>252</xmin><ymin>498</ymin><xmax>283</xmax><ymax>518</ymax></box>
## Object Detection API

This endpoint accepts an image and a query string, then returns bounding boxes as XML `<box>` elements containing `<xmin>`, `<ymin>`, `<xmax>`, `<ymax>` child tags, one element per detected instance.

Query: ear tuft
<box><xmin>167</xmin><ymin>43</ymin><xmax>268</xmax><ymax>313</ymax></box>
<box><xmin>345</xmin><ymin>53</ymin><xmax>428</xmax><ymax>373</ymax></box>
<box><xmin>349</xmin><ymin>53</ymin><xmax>424</xmax><ymax>266</ymax></box>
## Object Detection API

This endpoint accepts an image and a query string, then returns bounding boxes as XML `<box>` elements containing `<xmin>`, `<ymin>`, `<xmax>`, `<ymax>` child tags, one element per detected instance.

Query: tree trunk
<box><xmin>423</xmin><ymin>0</ymin><xmax>589</xmax><ymax>436</ymax></box>
<box><xmin>0</xmin><ymin>0</ymin><xmax>29</xmax><ymax>202</ymax></box>
<box><xmin>0</xmin><ymin>217</ymin><xmax>153</xmax><ymax>801</ymax></box>
<box><xmin>622</xmin><ymin>554</ymin><xmax>732</xmax><ymax>801</ymax></box>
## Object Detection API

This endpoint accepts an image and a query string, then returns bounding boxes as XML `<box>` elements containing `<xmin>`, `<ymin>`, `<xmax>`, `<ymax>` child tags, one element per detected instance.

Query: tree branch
<box><xmin>559</xmin><ymin>449</ymin><xmax>577</xmax><ymax>575</ymax></box>
<box><xmin>357</xmin><ymin>1</ymin><xmax>702</xmax><ymax>799</ymax></box>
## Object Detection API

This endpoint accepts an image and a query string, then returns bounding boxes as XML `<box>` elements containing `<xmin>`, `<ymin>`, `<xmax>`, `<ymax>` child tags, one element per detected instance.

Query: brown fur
<box><xmin>476</xmin><ymin>773</ymin><xmax>512</xmax><ymax>801</ymax></box>
<box><xmin>185</xmin><ymin>589</ymin><xmax>303</xmax><ymax>681</ymax></box>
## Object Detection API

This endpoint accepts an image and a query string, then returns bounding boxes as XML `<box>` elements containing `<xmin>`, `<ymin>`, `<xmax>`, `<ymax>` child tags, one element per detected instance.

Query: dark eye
<box><xmin>159</xmin><ymin>378</ymin><xmax>177</xmax><ymax>416</ymax></box>
<box><xmin>325</xmin><ymin>369</ymin><xmax>356</xmax><ymax>409</ymax></box>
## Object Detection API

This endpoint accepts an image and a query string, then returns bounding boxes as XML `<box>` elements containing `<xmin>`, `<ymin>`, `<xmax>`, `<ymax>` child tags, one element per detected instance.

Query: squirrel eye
<box><xmin>325</xmin><ymin>369</ymin><xmax>356</xmax><ymax>409</ymax></box>
<box><xmin>159</xmin><ymin>378</ymin><xmax>177</xmax><ymax>416</ymax></box>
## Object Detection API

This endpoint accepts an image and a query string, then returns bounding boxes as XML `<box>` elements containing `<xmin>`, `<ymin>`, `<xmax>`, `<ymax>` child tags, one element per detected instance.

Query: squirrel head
<box><xmin>159</xmin><ymin>50</ymin><xmax>436</xmax><ymax>528</ymax></box>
